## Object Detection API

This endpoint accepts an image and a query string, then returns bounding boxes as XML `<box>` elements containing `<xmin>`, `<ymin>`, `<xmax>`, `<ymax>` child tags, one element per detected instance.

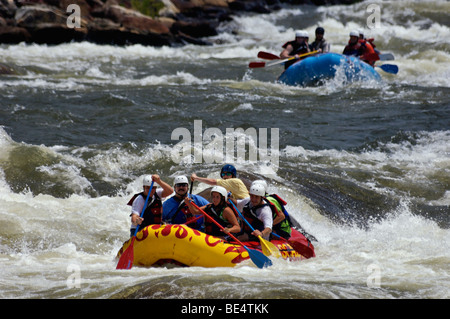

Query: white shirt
<box><xmin>131</xmin><ymin>188</ymin><xmax>165</xmax><ymax>217</ymax></box>
<box><xmin>236</xmin><ymin>198</ymin><xmax>273</xmax><ymax>230</ymax></box>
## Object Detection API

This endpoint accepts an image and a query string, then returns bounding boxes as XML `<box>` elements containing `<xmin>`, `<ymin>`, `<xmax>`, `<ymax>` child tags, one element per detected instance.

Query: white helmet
<box><xmin>143</xmin><ymin>175</ymin><xmax>159</xmax><ymax>187</ymax></box>
<box><xmin>349</xmin><ymin>30</ymin><xmax>359</xmax><ymax>37</ymax></box>
<box><xmin>251</xmin><ymin>180</ymin><xmax>268</xmax><ymax>193</ymax></box>
<box><xmin>211</xmin><ymin>186</ymin><xmax>228</xmax><ymax>201</ymax></box>
<box><xmin>295</xmin><ymin>30</ymin><xmax>308</xmax><ymax>38</ymax></box>
<box><xmin>249</xmin><ymin>183</ymin><xmax>266</xmax><ymax>197</ymax></box>
<box><xmin>173</xmin><ymin>175</ymin><xmax>189</xmax><ymax>186</ymax></box>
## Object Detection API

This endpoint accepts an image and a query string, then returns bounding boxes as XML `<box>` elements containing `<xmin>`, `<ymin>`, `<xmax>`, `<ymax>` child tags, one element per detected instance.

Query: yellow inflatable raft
<box><xmin>116</xmin><ymin>224</ymin><xmax>302</xmax><ymax>268</ymax></box>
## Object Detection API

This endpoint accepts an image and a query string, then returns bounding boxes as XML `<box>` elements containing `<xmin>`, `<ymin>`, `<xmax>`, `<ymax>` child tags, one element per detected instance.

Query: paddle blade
<box><xmin>116</xmin><ymin>237</ymin><xmax>135</xmax><ymax>270</ymax></box>
<box><xmin>259</xmin><ymin>236</ymin><xmax>281</xmax><ymax>258</ymax></box>
<box><xmin>288</xmin><ymin>239</ymin><xmax>315</xmax><ymax>259</ymax></box>
<box><xmin>378</xmin><ymin>64</ymin><xmax>399</xmax><ymax>74</ymax></box>
<box><xmin>257</xmin><ymin>51</ymin><xmax>280</xmax><ymax>60</ymax></box>
<box><xmin>248</xmin><ymin>61</ymin><xmax>266</xmax><ymax>68</ymax></box>
<box><xmin>378</xmin><ymin>53</ymin><xmax>395</xmax><ymax>61</ymax></box>
<box><xmin>245</xmin><ymin>246</ymin><xmax>273</xmax><ymax>268</ymax></box>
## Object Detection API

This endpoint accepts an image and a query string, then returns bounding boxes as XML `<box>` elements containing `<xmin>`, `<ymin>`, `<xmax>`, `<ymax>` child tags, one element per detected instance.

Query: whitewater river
<box><xmin>0</xmin><ymin>0</ymin><xmax>449</xmax><ymax>301</ymax></box>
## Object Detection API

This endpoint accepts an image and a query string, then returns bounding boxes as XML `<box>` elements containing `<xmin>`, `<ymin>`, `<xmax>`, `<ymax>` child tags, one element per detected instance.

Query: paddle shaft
<box><xmin>133</xmin><ymin>181</ymin><xmax>154</xmax><ymax>236</ymax></box>
<box><xmin>228</xmin><ymin>199</ymin><xmax>265</xmax><ymax>237</ymax></box>
<box><xmin>270</xmin><ymin>50</ymin><xmax>319</xmax><ymax>66</ymax></box>
<box><xmin>190</xmin><ymin>202</ymin><xmax>246</xmax><ymax>245</ymax></box>
<box><xmin>116</xmin><ymin>181</ymin><xmax>154</xmax><ymax>269</ymax></box>
<box><xmin>249</xmin><ymin>50</ymin><xmax>319</xmax><ymax>68</ymax></box>
<box><xmin>259</xmin><ymin>51</ymin><xmax>394</xmax><ymax>62</ymax></box>
<box><xmin>228</xmin><ymin>198</ymin><xmax>281</xmax><ymax>258</ymax></box>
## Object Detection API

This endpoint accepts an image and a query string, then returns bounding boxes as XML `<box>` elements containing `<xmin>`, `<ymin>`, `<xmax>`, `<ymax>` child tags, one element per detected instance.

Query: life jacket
<box><xmin>282</xmin><ymin>40</ymin><xmax>310</xmax><ymax>69</ymax></box>
<box><xmin>358</xmin><ymin>39</ymin><xmax>378</xmax><ymax>66</ymax></box>
<box><xmin>309</xmin><ymin>38</ymin><xmax>329</xmax><ymax>53</ymax></box>
<box><xmin>343</xmin><ymin>40</ymin><xmax>364</xmax><ymax>57</ymax></box>
<box><xmin>170</xmin><ymin>199</ymin><xmax>196</xmax><ymax>224</ymax></box>
<box><xmin>204</xmin><ymin>203</ymin><xmax>229</xmax><ymax>237</ymax></box>
<box><xmin>265</xmin><ymin>194</ymin><xmax>292</xmax><ymax>238</ymax></box>
<box><xmin>366</xmin><ymin>38</ymin><xmax>376</xmax><ymax>49</ymax></box>
<box><xmin>242</xmin><ymin>201</ymin><xmax>268</xmax><ymax>234</ymax></box>
<box><xmin>127</xmin><ymin>192</ymin><xmax>162</xmax><ymax>229</ymax></box>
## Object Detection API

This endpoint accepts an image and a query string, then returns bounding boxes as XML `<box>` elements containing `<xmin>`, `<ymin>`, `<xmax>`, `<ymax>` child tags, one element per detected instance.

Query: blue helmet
<box><xmin>220</xmin><ymin>164</ymin><xmax>237</xmax><ymax>178</ymax></box>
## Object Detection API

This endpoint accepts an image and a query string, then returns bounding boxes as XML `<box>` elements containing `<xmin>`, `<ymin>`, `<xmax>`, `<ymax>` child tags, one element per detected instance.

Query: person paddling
<box><xmin>250</xmin><ymin>180</ymin><xmax>292</xmax><ymax>240</ymax></box>
<box><xmin>309</xmin><ymin>27</ymin><xmax>330</xmax><ymax>53</ymax></box>
<box><xmin>191</xmin><ymin>164</ymin><xmax>249</xmax><ymax>200</ymax></box>
<box><xmin>233</xmin><ymin>183</ymin><xmax>273</xmax><ymax>241</ymax></box>
<box><xmin>280</xmin><ymin>30</ymin><xmax>311</xmax><ymax>69</ymax></box>
<box><xmin>127</xmin><ymin>174</ymin><xmax>173</xmax><ymax>237</ymax></box>
<box><xmin>186</xmin><ymin>186</ymin><xmax>241</xmax><ymax>239</ymax></box>
<box><xmin>162</xmin><ymin>175</ymin><xmax>209</xmax><ymax>229</ymax></box>
<box><xmin>343</xmin><ymin>30</ymin><xmax>378</xmax><ymax>66</ymax></box>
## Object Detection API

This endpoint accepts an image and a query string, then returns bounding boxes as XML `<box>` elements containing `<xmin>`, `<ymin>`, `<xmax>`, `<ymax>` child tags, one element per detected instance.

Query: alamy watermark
<box><xmin>366</xmin><ymin>4</ymin><xmax>381</xmax><ymax>30</ymax></box>
<box><xmin>67</xmin><ymin>4</ymin><xmax>81</xmax><ymax>29</ymax></box>
<box><xmin>171</xmin><ymin>120</ymin><xmax>279</xmax><ymax>169</ymax></box>
<box><xmin>66</xmin><ymin>264</ymin><xmax>81</xmax><ymax>289</ymax></box>
<box><xmin>366</xmin><ymin>263</ymin><xmax>381</xmax><ymax>288</ymax></box>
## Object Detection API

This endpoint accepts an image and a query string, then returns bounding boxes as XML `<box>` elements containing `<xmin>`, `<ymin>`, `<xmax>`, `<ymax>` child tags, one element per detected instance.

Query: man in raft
<box><xmin>309</xmin><ymin>27</ymin><xmax>330</xmax><ymax>53</ymax></box>
<box><xmin>232</xmin><ymin>183</ymin><xmax>274</xmax><ymax>241</ymax></box>
<box><xmin>162</xmin><ymin>175</ymin><xmax>209</xmax><ymax>229</ymax></box>
<box><xmin>280</xmin><ymin>30</ymin><xmax>311</xmax><ymax>69</ymax></box>
<box><xmin>191</xmin><ymin>164</ymin><xmax>249</xmax><ymax>200</ymax></box>
<box><xmin>250</xmin><ymin>180</ymin><xmax>292</xmax><ymax>240</ymax></box>
<box><xmin>343</xmin><ymin>30</ymin><xmax>379</xmax><ymax>66</ymax></box>
<box><xmin>127</xmin><ymin>174</ymin><xmax>173</xmax><ymax>237</ymax></box>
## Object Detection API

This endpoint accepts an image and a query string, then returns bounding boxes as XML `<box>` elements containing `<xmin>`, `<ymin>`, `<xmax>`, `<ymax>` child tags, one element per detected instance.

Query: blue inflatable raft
<box><xmin>278</xmin><ymin>52</ymin><xmax>381</xmax><ymax>87</ymax></box>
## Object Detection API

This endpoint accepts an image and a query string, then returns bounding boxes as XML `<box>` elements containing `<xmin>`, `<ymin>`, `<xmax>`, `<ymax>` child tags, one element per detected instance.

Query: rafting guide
<box><xmin>171</xmin><ymin>120</ymin><xmax>279</xmax><ymax>169</ymax></box>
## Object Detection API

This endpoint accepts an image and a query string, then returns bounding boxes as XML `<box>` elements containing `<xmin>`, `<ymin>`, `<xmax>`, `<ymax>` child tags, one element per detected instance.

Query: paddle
<box><xmin>259</xmin><ymin>50</ymin><xmax>395</xmax><ymax>62</ymax></box>
<box><xmin>249</xmin><ymin>50</ymin><xmax>319</xmax><ymax>68</ymax></box>
<box><xmin>116</xmin><ymin>181</ymin><xmax>154</xmax><ymax>270</ymax></box>
<box><xmin>270</xmin><ymin>232</ymin><xmax>315</xmax><ymax>259</ymax></box>
<box><xmin>189</xmin><ymin>201</ymin><xmax>272</xmax><ymax>268</ymax></box>
<box><xmin>257</xmin><ymin>51</ymin><xmax>281</xmax><ymax>60</ymax></box>
<box><xmin>228</xmin><ymin>199</ymin><xmax>281</xmax><ymax>258</ymax></box>
<box><xmin>378</xmin><ymin>53</ymin><xmax>395</xmax><ymax>61</ymax></box>
<box><xmin>376</xmin><ymin>64</ymin><xmax>399</xmax><ymax>74</ymax></box>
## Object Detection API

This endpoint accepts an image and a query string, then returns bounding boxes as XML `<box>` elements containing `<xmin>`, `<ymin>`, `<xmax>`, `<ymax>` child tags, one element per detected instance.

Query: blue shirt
<box><xmin>162</xmin><ymin>194</ymin><xmax>210</xmax><ymax>224</ymax></box>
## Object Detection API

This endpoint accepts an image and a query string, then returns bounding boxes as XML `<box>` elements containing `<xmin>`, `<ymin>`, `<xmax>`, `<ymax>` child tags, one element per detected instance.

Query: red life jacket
<box><xmin>359</xmin><ymin>39</ymin><xmax>379</xmax><ymax>66</ymax></box>
<box><xmin>180</xmin><ymin>203</ymin><xmax>193</xmax><ymax>220</ymax></box>
<box><xmin>127</xmin><ymin>192</ymin><xmax>162</xmax><ymax>229</ymax></box>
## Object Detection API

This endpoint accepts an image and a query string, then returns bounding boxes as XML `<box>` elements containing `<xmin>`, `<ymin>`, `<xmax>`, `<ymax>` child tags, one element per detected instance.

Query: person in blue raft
<box><xmin>162</xmin><ymin>175</ymin><xmax>209</xmax><ymax>230</ymax></box>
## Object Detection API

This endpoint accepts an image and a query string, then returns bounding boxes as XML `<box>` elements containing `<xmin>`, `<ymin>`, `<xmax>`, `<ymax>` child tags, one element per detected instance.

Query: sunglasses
<box><xmin>221</xmin><ymin>172</ymin><xmax>233</xmax><ymax>177</ymax></box>
<box><xmin>175</xmin><ymin>183</ymin><xmax>188</xmax><ymax>188</ymax></box>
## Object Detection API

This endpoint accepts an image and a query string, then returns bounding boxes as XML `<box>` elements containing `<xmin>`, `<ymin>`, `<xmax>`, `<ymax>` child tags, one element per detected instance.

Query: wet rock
<box><xmin>0</xmin><ymin>0</ymin><xmax>364</xmax><ymax>46</ymax></box>
<box><xmin>0</xmin><ymin>25</ymin><xmax>31</xmax><ymax>43</ymax></box>
<box><xmin>14</xmin><ymin>4</ymin><xmax>88</xmax><ymax>44</ymax></box>
<box><xmin>0</xmin><ymin>62</ymin><xmax>15</xmax><ymax>74</ymax></box>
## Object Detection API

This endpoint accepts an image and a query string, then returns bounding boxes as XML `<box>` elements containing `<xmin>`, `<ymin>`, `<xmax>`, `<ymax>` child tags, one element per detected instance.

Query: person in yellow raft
<box><xmin>254</xmin><ymin>180</ymin><xmax>292</xmax><ymax>239</ymax></box>
<box><xmin>190</xmin><ymin>164</ymin><xmax>249</xmax><ymax>200</ymax></box>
